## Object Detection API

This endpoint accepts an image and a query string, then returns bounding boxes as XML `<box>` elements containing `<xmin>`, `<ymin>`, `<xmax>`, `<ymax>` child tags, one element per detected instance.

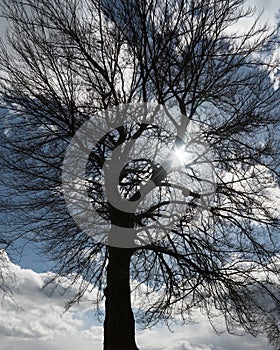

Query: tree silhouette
<box><xmin>0</xmin><ymin>1</ymin><xmax>280</xmax><ymax>349</ymax></box>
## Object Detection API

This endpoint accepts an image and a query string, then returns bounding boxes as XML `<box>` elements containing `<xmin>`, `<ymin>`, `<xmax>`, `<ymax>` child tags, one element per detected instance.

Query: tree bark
<box><xmin>104</xmin><ymin>246</ymin><xmax>139</xmax><ymax>350</ymax></box>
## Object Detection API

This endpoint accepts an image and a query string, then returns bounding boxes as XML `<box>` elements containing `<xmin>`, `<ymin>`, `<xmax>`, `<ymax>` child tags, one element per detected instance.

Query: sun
<box><xmin>172</xmin><ymin>146</ymin><xmax>189</xmax><ymax>167</ymax></box>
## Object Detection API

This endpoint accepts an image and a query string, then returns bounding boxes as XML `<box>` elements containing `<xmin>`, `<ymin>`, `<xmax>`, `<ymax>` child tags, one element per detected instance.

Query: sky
<box><xmin>0</xmin><ymin>0</ymin><xmax>280</xmax><ymax>349</ymax></box>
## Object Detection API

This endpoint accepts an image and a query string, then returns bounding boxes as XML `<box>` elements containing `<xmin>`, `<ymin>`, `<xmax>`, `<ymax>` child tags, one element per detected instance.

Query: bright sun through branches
<box><xmin>172</xmin><ymin>146</ymin><xmax>189</xmax><ymax>167</ymax></box>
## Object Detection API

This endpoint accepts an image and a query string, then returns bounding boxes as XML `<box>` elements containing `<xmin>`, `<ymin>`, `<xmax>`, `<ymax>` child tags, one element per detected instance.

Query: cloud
<box><xmin>0</xmin><ymin>251</ymin><xmax>274</xmax><ymax>350</ymax></box>
<box><xmin>248</xmin><ymin>0</ymin><xmax>280</xmax><ymax>20</ymax></box>
<box><xmin>0</xmin><ymin>336</ymin><xmax>100</xmax><ymax>350</ymax></box>
<box><xmin>0</xmin><ymin>251</ymin><xmax>103</xmax><ymax>348</ymax></box>
<box><xmin>137</xmin><ymin>320</ymin><xmax>270</xmax><ymax>350</ymax></box>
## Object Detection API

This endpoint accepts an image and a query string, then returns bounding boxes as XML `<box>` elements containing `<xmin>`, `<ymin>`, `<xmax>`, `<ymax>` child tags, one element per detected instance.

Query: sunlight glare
<box><xmin>172</xmin><ymin>146</ymin><xmax>189</xmax><ymax>167</ymax></box>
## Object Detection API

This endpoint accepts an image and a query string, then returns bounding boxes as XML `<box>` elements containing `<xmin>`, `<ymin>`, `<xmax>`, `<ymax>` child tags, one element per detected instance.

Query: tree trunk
<box><xmin>104</xmin><ymin>246</ymin><xmax>139</xmax><ymax>350</ymax></box>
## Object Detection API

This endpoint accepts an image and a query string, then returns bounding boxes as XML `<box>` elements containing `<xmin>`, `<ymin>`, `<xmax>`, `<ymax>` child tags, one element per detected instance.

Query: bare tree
<box><xmin>0</xmin><ymin>1</ymin><xmax>280</xmax><ymax>349</ymax></box>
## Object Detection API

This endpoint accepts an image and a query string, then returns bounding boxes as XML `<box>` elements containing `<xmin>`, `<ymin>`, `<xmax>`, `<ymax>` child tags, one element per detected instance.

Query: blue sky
<box><xmin>0</xmin><ymin>1</ymin><xmax>280</xmax><ymax>349</ymax></box>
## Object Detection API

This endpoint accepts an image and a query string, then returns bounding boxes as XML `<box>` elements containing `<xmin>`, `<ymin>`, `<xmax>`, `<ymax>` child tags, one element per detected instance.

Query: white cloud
<box><xmin>225</xmin><ymin>0</ymin><xmax>280</xmax><ymax>41</ymax></box>
<box><xmin>0</xmin><ymin>336</ymin><xmax>100</xmax><ymax>350</ymax></box>
<box><xmin>0</xmin><ymin>252</ymin><xmax>274</xmax><ymax>350</ymax></box>
<box><xmin>0</xmin><ymin>251</ymin><xmax>103</xmax><ymax>349</ymax></box>
<box><xmin>137</xmin><ymin>319</ymin><xmax>270</xmax><ymax>350</ymax></box>
<box><xmin>247</xmin><ymin>0</ymin><xmax>280</xmax><ymax>21</ymax></box>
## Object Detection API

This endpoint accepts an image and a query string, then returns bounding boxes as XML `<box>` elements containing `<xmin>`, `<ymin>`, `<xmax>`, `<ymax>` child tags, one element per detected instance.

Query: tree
<box><xmin>0</xmin><ymin>0</ymin><xmax>280</xmax><ymax>349</ymax></box>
